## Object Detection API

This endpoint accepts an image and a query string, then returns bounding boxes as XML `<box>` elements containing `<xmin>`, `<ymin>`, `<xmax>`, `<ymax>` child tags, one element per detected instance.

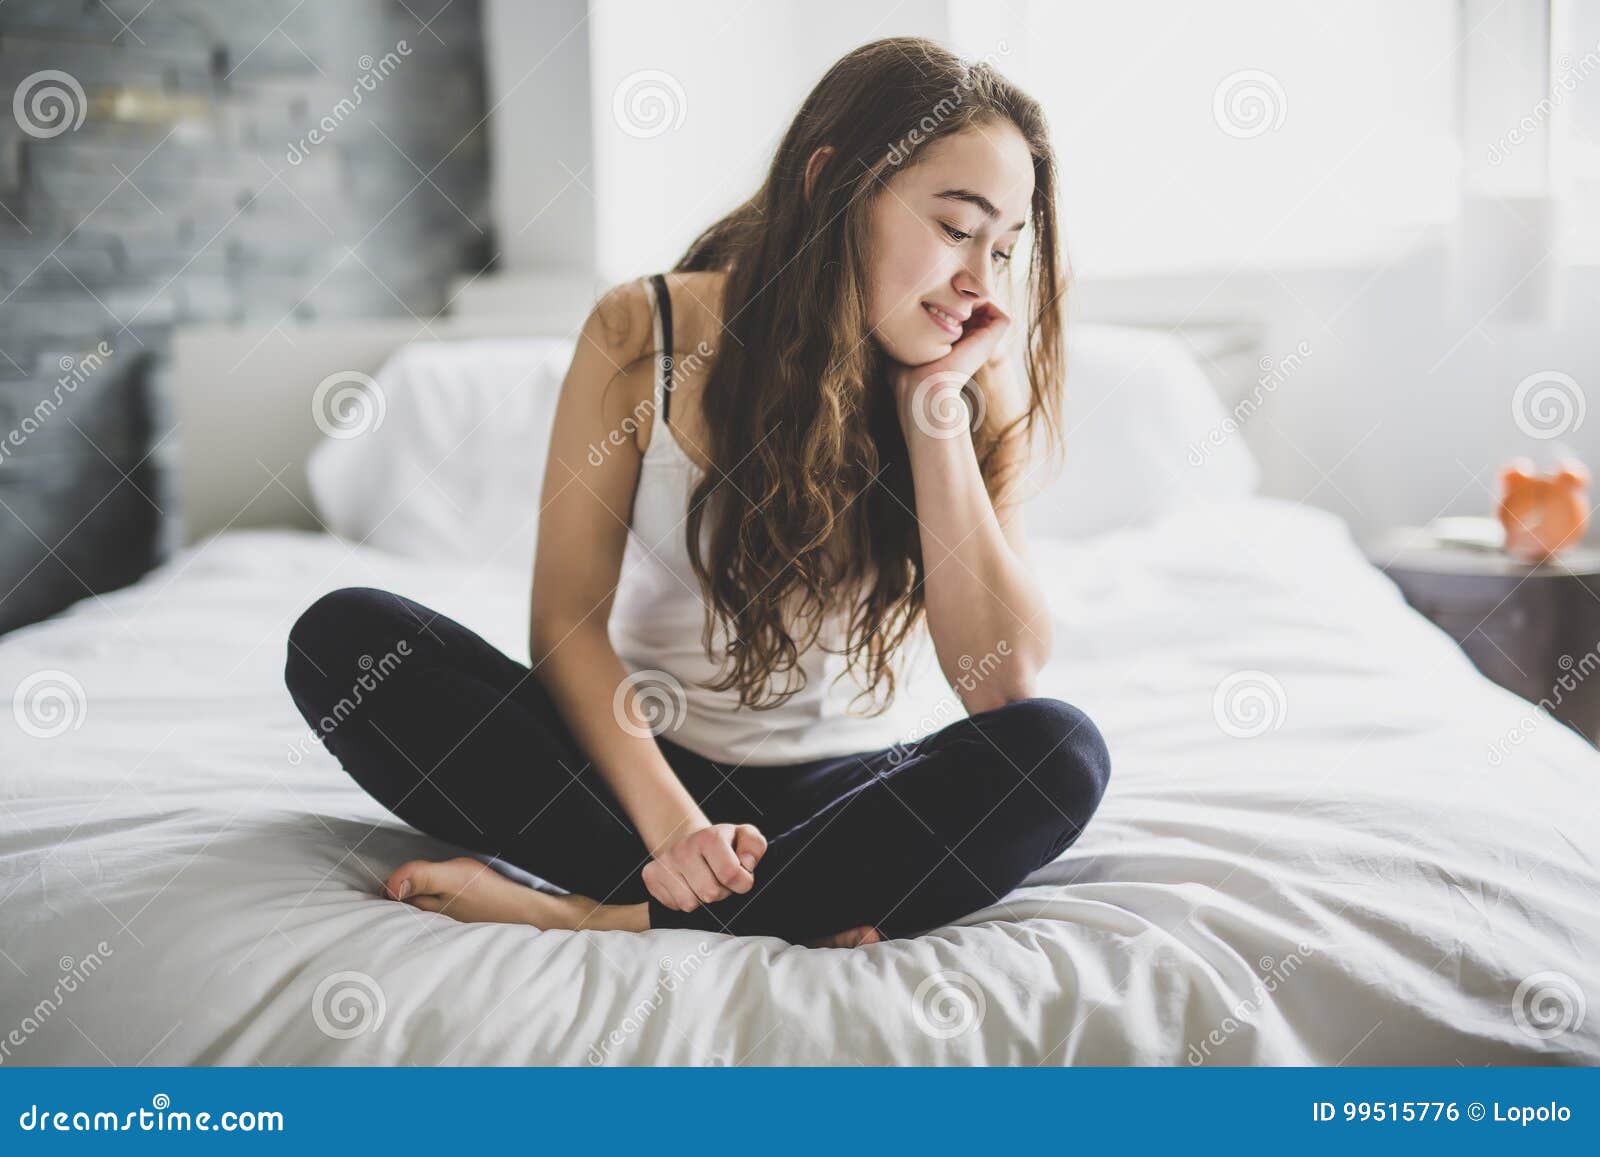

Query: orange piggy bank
<box><xmin>1496</xmin><ymin>458</ymin><xmax>1591</xmax><ymax>563</ymax></box>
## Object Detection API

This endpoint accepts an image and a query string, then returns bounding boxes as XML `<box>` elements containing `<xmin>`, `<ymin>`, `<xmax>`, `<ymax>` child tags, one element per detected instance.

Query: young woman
<box><xmin>285</xmin><ymin>37</ymin><xmax>1111</xmax><ymax>949</ymax></box>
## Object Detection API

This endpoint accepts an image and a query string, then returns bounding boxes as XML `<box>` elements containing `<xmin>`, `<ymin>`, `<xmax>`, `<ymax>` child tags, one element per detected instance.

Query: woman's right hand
<box><xmin>643</xmin><ymin>822</ymin><xmax>767</xmax><ymax>912</ymax></box>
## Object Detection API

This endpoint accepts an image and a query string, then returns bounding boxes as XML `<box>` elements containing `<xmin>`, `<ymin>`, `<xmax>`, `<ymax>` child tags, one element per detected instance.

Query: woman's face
<box><xmin>864</xmin><ymin>120</ymin><xmax>1035</xmax><ymax>367</ymax></box>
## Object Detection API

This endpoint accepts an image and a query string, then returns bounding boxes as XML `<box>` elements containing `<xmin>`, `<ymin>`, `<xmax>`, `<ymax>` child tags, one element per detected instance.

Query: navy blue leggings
<box><xmin>283</xmin><ymin>587</ymin><xmax>1112</xmax><ymax>944</ymax></box>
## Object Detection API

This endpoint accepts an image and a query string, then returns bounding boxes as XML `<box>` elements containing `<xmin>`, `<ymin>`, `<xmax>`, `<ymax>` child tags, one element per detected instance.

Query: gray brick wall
<box><xmin>0</xmin><ymin>0</ymin><xmax>490</xmax><ymax>632</ymax></box>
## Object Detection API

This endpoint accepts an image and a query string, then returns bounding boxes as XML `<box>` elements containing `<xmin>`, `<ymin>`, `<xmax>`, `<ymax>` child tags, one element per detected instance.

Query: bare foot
<box><xmin>386</xmin><ymin>857</ymin><xmax>883</xmax><ymax>947</ymax></box>
<box><xmin>383</xmin><ymin>856</ymin><xmax>647</xmax><ymax>932</ymax></box>
<box><xmin>804</xmin><ymin>924</ymin><xmax>885</xmax><ymax>949</ymax></box>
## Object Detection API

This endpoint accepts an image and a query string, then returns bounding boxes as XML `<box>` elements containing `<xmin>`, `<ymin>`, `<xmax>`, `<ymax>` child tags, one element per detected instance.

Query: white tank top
<box><xmin>606</xmin><ymin>275</ymin><xmax>961</xmax><ymax>766</ymax></box>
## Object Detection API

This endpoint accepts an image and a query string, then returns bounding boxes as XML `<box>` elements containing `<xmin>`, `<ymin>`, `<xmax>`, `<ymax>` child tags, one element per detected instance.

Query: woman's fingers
<box><xmin>663</xmin><ymin>867</ymin><xmax>702</xmax><ymax>911</ymax></box>
<box><xmin>703</xmin><ymin>828</ymin><xmax>755</xmax><ymax>893</ymax></box>
<box><xmin>644</xmin><ymin>861</ymin><xmax>697</xmax><ymax>911</ymax></box>
<box><xmin>641</xmin><ymin>863</ymin><xmax>674</xmax><ymax>909</ymax></box>
<box><xmin>683</xmin><ymin>853</ymin><xmax>731</xmax><ymax>905</ymax></box>
<box><xmin>646</xmin><ymin>825</ymin><xmax>769</xmax><ymax>915</ymax></box>
<box><xmin>733</xmin><ymin>823</ymin><xmax>768</xmax><ymax>872</ymax></box>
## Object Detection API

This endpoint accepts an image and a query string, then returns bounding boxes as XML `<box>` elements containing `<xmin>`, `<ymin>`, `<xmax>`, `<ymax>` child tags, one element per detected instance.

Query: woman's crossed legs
<box><xmin>283</xmin><ymin>587</ymin><xmax>1111</xmax><ymax>945</ymax></box>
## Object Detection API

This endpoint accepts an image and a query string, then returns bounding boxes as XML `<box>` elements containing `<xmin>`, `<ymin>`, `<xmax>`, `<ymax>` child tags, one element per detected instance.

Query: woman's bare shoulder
<box><xmin>660</xmin><ymin>269</ymin><xmax>730</xmax><ymax>352</ymax></box>
<box><xmin>583</xmin><ymin>277</ymin><xmax>656</xmax><ymax>364</ymax></box>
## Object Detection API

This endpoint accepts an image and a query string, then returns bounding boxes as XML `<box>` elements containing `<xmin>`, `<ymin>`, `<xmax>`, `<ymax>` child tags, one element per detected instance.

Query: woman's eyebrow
<box><xmin>934</xmin><ymin>188</ymin><xmax>1027</xmax><ymax>233</ymax></box>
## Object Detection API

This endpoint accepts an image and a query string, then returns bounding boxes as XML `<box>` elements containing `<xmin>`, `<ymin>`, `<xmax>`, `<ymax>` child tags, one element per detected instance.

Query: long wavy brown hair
<box><xmin>667</xmin><ymin>36</ymin><xmax>1067</xmax><ymax>714</ymax></box>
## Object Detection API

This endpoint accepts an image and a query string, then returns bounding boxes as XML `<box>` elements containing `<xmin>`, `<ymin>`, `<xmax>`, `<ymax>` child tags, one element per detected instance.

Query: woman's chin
<box><xmin>886</xmin><ymin>337</ymin><xmax>955</xmax><ymax>368</ymax></box>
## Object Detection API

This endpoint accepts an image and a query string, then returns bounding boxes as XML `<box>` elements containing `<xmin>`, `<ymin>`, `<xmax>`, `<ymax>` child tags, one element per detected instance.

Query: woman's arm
<box><xmin>529</xmin><ymin>282</ymin><xmax>759</xmax><ymax>910</ymax></box>
<box><xmin>893</xmin><ymin>320</ymin><xmax>1054</xmax><ymax>713</ymax></box>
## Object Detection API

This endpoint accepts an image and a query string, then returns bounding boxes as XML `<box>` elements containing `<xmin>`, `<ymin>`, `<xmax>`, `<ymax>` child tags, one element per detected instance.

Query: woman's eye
<box><xmin>992</xmin><ymin>249</ymin><xmax>1013</xmax><ymax>265</ymax></box>
<box><xmin>940</xmin><ymin>222</ymin><xmax>971</xmax><ymax>242</ymax></box>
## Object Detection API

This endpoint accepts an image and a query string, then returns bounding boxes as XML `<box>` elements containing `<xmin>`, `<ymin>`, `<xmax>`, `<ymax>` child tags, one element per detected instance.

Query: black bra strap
<box><xmin>650</xmin><ymin>273</ymin><xmax>674</xmax><ymax>429</ymax></box>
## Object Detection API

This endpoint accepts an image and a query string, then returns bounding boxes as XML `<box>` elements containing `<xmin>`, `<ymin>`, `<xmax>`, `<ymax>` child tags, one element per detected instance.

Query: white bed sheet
<box><xmin>1</xmin><ymin>498</ymin><xmax>1596</xmax><ymax>1065</ymax></box>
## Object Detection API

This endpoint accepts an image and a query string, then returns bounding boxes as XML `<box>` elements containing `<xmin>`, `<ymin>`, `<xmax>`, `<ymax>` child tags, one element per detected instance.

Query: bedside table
<box><xmin>1366</xmin><ymin>526</ymin><xmax>1600</xmax><ymax>747</ymax></box>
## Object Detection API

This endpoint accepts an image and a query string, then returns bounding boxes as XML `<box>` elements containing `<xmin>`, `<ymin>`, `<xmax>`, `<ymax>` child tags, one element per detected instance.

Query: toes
<box><xmin>383</xmin><ymin>862</ymin><xmax>421</xmax><ymax>901</ymax></box>
<box><xmin>385</xmin><ymin>857</ymin><xmax>474</xmax><ymax>901</ymax></box>
<box><xmin>804</xmin><ymin>924</ymin><xmax>884</xmax><ymax>948</ymax></box>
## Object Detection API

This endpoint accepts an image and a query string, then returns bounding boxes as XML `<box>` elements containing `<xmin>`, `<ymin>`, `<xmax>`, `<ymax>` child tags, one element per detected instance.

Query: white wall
<box><xmin>476</xmin><ymin>0</ymin><xmax>1600</xmax><ymax>546</ymax></box>
<box><xmin>585</xmin><ymin>0</ymin><xmax>948</xmax><ymax>281</ymax></box>
<box><xmin>483</xmin><ymin>0</ymin><xmax>595</xmax><ymax>273</ymax></box>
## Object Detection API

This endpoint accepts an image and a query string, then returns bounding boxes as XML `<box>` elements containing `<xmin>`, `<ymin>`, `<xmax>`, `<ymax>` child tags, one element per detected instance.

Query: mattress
<box><xmin>1</xmin><ymin>497</ymin><xmax>1596</xmax><ymax>1065</ymax></box>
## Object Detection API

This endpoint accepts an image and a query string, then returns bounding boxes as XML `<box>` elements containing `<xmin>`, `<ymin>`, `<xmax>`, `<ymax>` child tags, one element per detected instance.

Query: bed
<box><xmin>1</xmin><ymin>315</ymin><xmax>1596</xmax><ymax>1066</ymax></box>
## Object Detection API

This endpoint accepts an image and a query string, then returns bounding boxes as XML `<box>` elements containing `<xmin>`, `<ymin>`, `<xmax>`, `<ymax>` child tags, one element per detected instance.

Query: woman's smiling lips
<box><xmin>922</xmin><ymin>300</ymin><xmax>966</xmax><ymax>337</ymax></box>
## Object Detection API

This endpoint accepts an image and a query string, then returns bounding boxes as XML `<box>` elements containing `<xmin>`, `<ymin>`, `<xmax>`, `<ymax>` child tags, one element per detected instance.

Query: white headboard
<box><xmin>170</xmin><ymin>273</ymin><xmax>603</xmax><ymax>543</ymax></box>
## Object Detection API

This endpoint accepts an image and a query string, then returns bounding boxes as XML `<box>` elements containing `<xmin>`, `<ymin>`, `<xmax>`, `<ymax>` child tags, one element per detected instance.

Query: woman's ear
<box><xmin>803</xmin><ymin>145</ymin><xmax>836</xmax><ymax>204</ymax></box>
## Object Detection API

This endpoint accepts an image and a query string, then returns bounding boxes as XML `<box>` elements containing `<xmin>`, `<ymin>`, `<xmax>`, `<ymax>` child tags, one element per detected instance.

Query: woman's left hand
<box><xmin>890</xmin><ymin>299</ymin><xmax>1012</xmax><ymax>428</ymax></box>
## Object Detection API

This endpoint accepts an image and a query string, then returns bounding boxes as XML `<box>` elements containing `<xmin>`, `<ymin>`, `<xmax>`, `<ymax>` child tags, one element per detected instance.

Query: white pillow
<box><xmin>306</xmin><ymin>324</ymin><xmax>1259</xmax><ymax>570</ymax></box>
<box><xmin>306</xmin><ymin>338</ymin><xmax>575</xmax><ymax>576</ymax></box>
<box><xmin>1016</xmin><ymin>323</ymin><xmax>1260</xmax><ymax>540</ymax></box>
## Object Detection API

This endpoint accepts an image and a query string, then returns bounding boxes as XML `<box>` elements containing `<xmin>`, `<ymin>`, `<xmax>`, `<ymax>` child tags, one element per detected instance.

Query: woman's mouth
<box><xmin>922</xmin><ymin>301</ymin><xmax>964</xmax><ymax>337</ymax></box>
